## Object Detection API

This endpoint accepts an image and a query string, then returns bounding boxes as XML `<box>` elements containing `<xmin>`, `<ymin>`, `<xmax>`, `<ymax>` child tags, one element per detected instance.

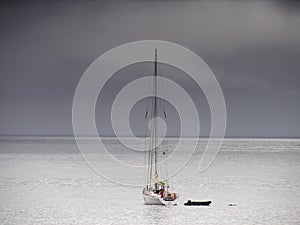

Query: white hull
<box><xmin>143</xmin><ymin>191</ymin><xmax>178</xmax><ymax>206</ymax></box>
<box><xmin>143</xmin><ymin>193</ymin><xmax>163</xmax><ymax>205</ymax></box>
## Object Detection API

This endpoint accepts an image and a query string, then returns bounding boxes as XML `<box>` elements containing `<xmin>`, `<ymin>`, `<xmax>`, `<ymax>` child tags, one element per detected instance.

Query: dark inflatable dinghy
<box><xmin>184</xmin><ymin>200</ymin><xmax>212</xmax><ymax>206</ymax></box>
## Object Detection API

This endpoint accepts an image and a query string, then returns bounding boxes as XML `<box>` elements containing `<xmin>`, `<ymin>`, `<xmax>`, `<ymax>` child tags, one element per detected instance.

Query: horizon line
<box><xmin>0</xmin><ymin>134</ymin><xmax>299</xmax><ymax>139</ymax></box>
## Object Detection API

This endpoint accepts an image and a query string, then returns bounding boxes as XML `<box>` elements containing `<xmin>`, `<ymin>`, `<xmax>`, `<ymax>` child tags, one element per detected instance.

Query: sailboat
<box><xmin>142</xmin><ymin>49</ymin><xmax>178</xmax><ymax>206</ymax></box>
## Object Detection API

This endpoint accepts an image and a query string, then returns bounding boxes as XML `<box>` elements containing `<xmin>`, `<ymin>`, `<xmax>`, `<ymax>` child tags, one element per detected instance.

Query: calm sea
<box><xmin>0</xmin><ymin>137</ymin><xmax>299</xmax><ymax>224</ymax></box>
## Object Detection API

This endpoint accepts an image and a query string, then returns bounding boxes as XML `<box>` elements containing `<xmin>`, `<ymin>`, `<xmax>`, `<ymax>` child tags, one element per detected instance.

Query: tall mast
<box><xmin>148</xmin><ymin>49</ymin><xmax>159</xmax><ymax>188</ymax></box>
<box><xmin>153</xmin><ymin>48</ymin><xmax>158</xmax><ymax>175</ymax></box>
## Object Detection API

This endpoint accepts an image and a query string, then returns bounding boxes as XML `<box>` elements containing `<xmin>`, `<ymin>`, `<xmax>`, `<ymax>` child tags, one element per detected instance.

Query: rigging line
<box><xmin>148</xmin><ymin>122</ymin><xmax>153</xmax><ymax>187</ymax></box>
<box><xmin>144</xmin><ymin>88</ymin><xmax>148</xmax><ymax>186</ymax></box>
<box><xmin>149</xmin><ymin>88</ymin><xmax>156</xmax><ymax>187</ymax></box>
<box><xmin>160</xmin><ymin>78</ymin><xmax>169</xmax><ymax>183</ymax></box>
<box><xmin>144</xmin><ymin>110</ymin><xmax>148</xmax><ymax>186</ymax></box>
<box><xmin>148</xmin><ymin>59</ymin><xmax>156</xmax><ymax>188</ymax></box>
<box><xmin>148</xmin><ymin>99</ymin><xmax>155</xmax><ymax>187</ymax></box>
<box><xmin>145</xmin><ymin>77</ymin><xmax>152</xmax><ymax>187</ymax></box>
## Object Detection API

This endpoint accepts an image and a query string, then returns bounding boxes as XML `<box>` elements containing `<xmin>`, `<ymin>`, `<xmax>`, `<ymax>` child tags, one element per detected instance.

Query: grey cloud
<box><xmin>0</xmin><ymin>0</ymin><xmax>299</xmax><ymax>137</ymax></box>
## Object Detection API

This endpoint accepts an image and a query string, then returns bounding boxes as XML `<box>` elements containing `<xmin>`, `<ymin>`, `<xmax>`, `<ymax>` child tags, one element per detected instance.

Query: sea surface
<box><xmin>0</xmin><ymin>137</ymin><xmax>299</xmax><ymax>225</ymax></box>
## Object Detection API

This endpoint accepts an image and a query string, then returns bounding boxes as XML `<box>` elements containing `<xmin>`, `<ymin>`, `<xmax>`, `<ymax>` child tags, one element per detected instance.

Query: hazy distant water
<box><xmin>0</xmin><ymin>137</ymin><xmax>299</xmax><ymax>225</ymax></box>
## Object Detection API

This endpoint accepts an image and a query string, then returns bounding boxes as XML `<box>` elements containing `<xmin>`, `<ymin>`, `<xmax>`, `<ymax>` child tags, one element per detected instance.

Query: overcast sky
<box><xmin>0</xmin><ymin>0</ymin><xmax>300</xmax><ymax>137</ymax></box>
